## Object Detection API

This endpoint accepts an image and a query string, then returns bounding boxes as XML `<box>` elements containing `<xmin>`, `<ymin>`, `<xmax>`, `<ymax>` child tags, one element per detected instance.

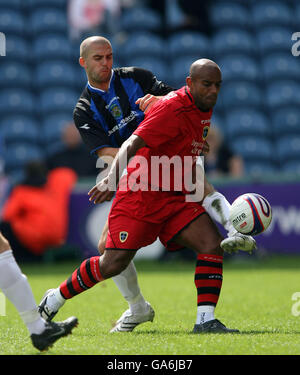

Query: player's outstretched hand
<box><xmin>136</xmin><ymin>94</ymin><xmax>160</xmax><ymax>113</ymax></box>
<box><xmin>88</xmin><ymin>178</ymin><xmax>115</xmax><ymax>204</ymax></box>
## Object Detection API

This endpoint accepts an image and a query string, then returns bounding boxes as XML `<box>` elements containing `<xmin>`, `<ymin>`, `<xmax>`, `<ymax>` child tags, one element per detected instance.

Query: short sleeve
<box><xmin>133</xmin><ymin>98</ymin><xmax>181</xmax><ymax>148</ymax></box>
<box><xmin>131</xmin><ymin>67</ymin><xmax>175</xmax><ymax>96</ymax></box>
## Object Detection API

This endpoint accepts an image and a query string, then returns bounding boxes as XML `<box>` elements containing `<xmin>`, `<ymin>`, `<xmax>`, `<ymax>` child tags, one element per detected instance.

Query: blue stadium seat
<box><xmin>120</xmin><ymin>7</ymin><xmax>161</xmax><ymax>33</ymax></box>
<box><xmin>33</xmin><ymin>34</ymin><xmax>72</xmax><ymax>61</ymax></box>
<box><xmin>262</xmin><ymin>53</ymin><xmax>300</xmax><ymax>81</ymax></box>
<box><xmin>225</xmin><ymin>109</ymin><xmax>270</xmax><ymax>138</ymax></box>
<box><xmin>277</xmin><ymin>136</ymin><xmax>300</xmax><ymax>161</ymax></box>
<box><xmin>4</xmin><ymin>36</ymin><xmax>31</xmax><ymax>63</ymax></box>
<box><xmin>252</xmin><ymin>1</ymin><xmax>293</xmax><ymax>28</ymax></box>
<box><xmin>0</xmin><ymin>116</ymin><xmax>39</xmax><ymax>143</ymax></box>
<box><xmin>0</xmin><ymin>89</ymin><xmax>35</xmax><ymax>115</ymax></box>
<box><xmin>219</xmin><ymin>55</ymin><xmax>260</xmax><ymax>82</ymax></box>
<box><xmin>0</xmin><ymin>0</ymin><xmax>23</xmax><ymax>9</ymax></box>
<box><xmin>272</xmin><ymin>108</ymin><xmax>300</xmax><ymax>136</ymax></box>
<box><xmin>29</xmin><ymin>8</ymin><xmax>68</xmax><ymax>34</ymax></box>
<box><xmin>211</xmin><ymin>29</ymin><xmax>256</xmax><ymax>58</ymax></box>
<box><xmin>73</xmin><ymin>66</ymin><xmax>88</xmax><ymax>92</ymax></box>
<box><xmin>168</xmin><ymin>31</ymin><xmax>210</xmax><ymax>59</ymax></box>
<box><xmin>119</xmin><ymin>32</ymin><xmax>165</xmax><ymax>61</ymax></box>
<box><xmin>125</xmin><ymin>57</ymin><xmax>171</xmax><ymax>85</ymax></box>
<box><xmin>230</xmin><ymin>136</ymin><xmax>273</xmax><ymax>161</ymax></box>
<box><xmin>209</xmin><ymin>2</ymin><xmax>251</xmax><ymax>30</ymax></box>
<box><xmin>266</xmin><ymin>80</ymin><xmax>300</xmax><ymax>109</ymax></box>
<box><xmin>245</xmin><ymin>161</ymin><xmax>277</xmax><ymax>176</ymax></box>
<box><xmin>42</xmin><ymin>113</ymin><xmax>73</xmax><ymax>155</ymax></box>
<box><xmin>3</xmin><ymin>143</ymin><xmax>43</xmax><ymax>170</ymax></box>
<box><xmin>29</xmin><ymin>0</ymin><xmax>66</xmax><ymax>8</ymax></box>
<box><xmin>256</xmin><ymin>27</ymin><xmax>294</xmax><ymax>54</ymax></box>
<box><xmin>39</xmin><ymin>88</ymin><xmax>78</xmax><ymax>115</ymax></box>
<box><xmin>35</xmin><ymin>61</ymin><xmax>77</xmax><ymax>89</ymax></box>
<box><xmin>281</xmin><ymin>161</ymin><xmax>300</xmax><ymax>175</ymax></box>
<box><xmin>0</xmin><ymin>9</ymin><xmax>26</xmax><ymax>36</ymax></box>
<box><xmin>170</xmin><ymin>56</ymin><xmax>198</xmax><ymax>88</ymax></box>
<box><xmin>220</xmin><ymin>82</ymin><xmax>264</xmax><ymax>110</ymax></box>
<box><xmin>0</xmin><ymin>62</ymin><xmax>32</xmax><ymax>89</ymax></box>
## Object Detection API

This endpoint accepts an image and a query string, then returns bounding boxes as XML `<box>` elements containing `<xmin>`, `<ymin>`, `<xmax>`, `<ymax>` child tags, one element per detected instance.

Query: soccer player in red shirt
<box><xmin>47</xmin><ymin>59</ymin><xmax>241</xmax><ymax>333</ymax></box>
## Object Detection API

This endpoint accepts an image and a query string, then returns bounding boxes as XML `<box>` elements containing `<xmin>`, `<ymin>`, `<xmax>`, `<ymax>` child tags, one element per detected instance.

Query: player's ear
<box><xmin>186</xmin><ymin>76</ymin><xmax>192</xmax><ymax>89</ymax></box>
<box><xmin>79</xmin><ymin>57</ymin><xmax>86</xmax><ymax>68</ymax></box>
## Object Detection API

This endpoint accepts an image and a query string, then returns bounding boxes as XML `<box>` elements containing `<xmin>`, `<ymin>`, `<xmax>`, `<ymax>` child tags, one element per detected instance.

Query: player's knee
<box><xmin>98</xmin><ymin>238</ymin><xmax>105</xmax><ymax>255</ymax></box>
<box><xmin>99</xmin><ymin>252</ymin><xmax>131</xmax><ymax>279</ymax></box>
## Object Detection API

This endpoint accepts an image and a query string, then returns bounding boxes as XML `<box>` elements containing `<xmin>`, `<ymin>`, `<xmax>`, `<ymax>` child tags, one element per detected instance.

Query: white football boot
<box><xmin>110</xmin><ymin>301</ymin><xmax>155</xmax><ymax>332</ymax></box>
<box><xmin>221</xmin><ymin>232</ymin><xmax>257</xmax><ymax>253</ymax></box>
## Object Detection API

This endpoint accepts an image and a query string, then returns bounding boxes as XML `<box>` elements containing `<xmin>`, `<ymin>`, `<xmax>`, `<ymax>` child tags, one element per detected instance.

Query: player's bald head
<box><xmin>189</xmin><ymin>59</ymin><xmax>221</xmax><ymax>81</ymax></box>
<box><xmin>186</xmin><ymin>59</ymin><xmax>222</xmax><ymax>111</ymax></box>
<box><xmin>80</xmin><ymin>36</ymin><xmax>112</xmax><ymax>59</ymax></box>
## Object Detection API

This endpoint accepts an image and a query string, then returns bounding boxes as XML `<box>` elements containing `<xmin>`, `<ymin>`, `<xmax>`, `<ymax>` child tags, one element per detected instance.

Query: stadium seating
<box><xmin>28</xmin><ymin>0</ymin><xmax>66</xmax><ymax>9</ymax></box>
<box><xmin>230</xmin><ymin>136</ymin><xmax>274</xmax><ymax>162</ymax></box>
<box><xmin>33</xmin><ymin>34</ymin><xmax>73</xmax><ymax>62</ymax></box>
<box><xmin>220</xmin><ymin>81</ymin><xmax>264</xmax><ymax>110</ymax></box>
<box><xmin>277</xmin><ymin>136</ymin><xmax>300</xmax><ymax>162</ymax></box>
<box><xmin>281</xmin><ymin>161</ymin><xmax>300</xmax><ymax>175</ymax></box>
<box><xmin>35</xmin><ymin>61</ymin><xmax>77</xmax><ymax>89</ymax></box>
<box><xmin>170</xmin><ymin>56</ymin><xmax>199</xmax><ymax>88</ymax></box>
<box><xmin>272</xmin><ymin>107</ymin><xmax>300</xmax><ymax>136</ymax></box>
<box><xmin>120</xmin><ymin>6</ymin><xmax>162</xmax><ymax>34</ymax></box>
<box><xmin>42</xmin><ymin>113</ymin><xmax>73</xmax><ymax>156</ymax></box>
<box><xmin>125</xmin><ymin>57</ymin><xmax>171</xmax><ymax>85</ymax></box>
<box><xmin>118</xmin><ymin>32</ymin><xmax>166</xmax><ymax>61</ymax></box>
<box><xmin>256</xmin><ymin>26</ymin><xmax>294</xmax><ymax>54</ymax></box>
<box><xmin>29</xmin><ymin>8</ymin><xmax>68</xmax><ymax>35</ymax></box>
<box><xmin>244</xmin><ymin>161</ymin><xmax>278</xmax><ymax>176</ymax></box>
<box><xmin>218</xmin><ymin>55</ymin><xmax>260</xmax><ymax>82</ymax></box>
<box><xmin>4</xmin><ymin>36</ymin><xmax>31</xmax><ymax>63</ymax></box>
<box><xmin>3</xmin><ymin>143</ymin><xmax>43</xmax><ymax>170</ymax></box>
<box><xmin>211</xmin><ymin>29</ymin><xmax>256</xmax><ymax>58</ymax></box>
<box><xmin>168</xmin><ymin>31</ymin><xmax>210</xmax><ymax>59</ymax></box>
<box><xmin>209</xmin><ymin>2</ymin><xmax>251</xmax><ymax>30</ymax></box>
<box><xmin>0</xmin><ymin>0</ymin><xmax>23</xmax><ymax>9</ymax></box>
<box><xmin>39</xmin><ymin>88</ymin><xmax>78</xmax><ymax>115</ymax></box>
<box><xmin>252</xmin><ymin>1</ymin><xmax>293</xmax><ymax>28</ymax></box>
<box><xmin>225</xmin><ymin>109</ymin><xmax>271</xmax><ymax>138</ymax></box>
<box><xmin>265</xmin><ymin>80</ymin><xmax>300</xmax><ymax>109</ymax></box>
<box><xmin>262</xmin><ymin>53</ymin><xmax>300</xmax><ymax>81</ymax></box>
<box><xmin>0</xmin><ymin>116</ymin><xmax>39</xmax><ymax>144</ymax></box>
<box><xmin>0</xmin><ymin>9</ymin><xmax>26</xmax><ymax>36</ymax></box>
<box><xmin>0</xmin><ymin>62</ymin><xmax>32</xmax><ymax>89</ymax></box>
<box><xmin>0</xmin><ymin>89</ymin><xmax>35</xmax><ymax>115</ymax></box>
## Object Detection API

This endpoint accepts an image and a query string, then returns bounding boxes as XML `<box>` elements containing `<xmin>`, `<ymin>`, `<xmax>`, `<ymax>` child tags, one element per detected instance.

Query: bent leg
<box><xmin>98</xmin><ymin>219</ymin><xmax>148</xmax><ymax>312</ymax></box>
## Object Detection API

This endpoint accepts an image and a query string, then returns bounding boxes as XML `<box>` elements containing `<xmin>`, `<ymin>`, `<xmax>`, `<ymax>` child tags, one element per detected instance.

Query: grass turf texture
<box><xmin>1</xmin><ymin>255</ymin><xmax>300</xmax><ymax>355</ymax></box>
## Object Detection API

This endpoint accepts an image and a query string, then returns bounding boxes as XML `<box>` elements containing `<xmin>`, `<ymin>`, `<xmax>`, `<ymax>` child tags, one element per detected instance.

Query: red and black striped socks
<box><xmin>59</xmin><ymin>256</ymin><xmax>104</xmax><ymax>299</ymax></box>
<box><xmin>194</xmin><ymin>254</ymin><xmax>223</xmax><ymax>324</ymax></box>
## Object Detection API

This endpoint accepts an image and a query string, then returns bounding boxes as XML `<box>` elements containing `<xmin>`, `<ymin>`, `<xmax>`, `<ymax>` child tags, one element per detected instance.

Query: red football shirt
<box><xmin>123</xmin><ymin>86</ymin><xmax>212</xmax><ymax>193</ymax></box>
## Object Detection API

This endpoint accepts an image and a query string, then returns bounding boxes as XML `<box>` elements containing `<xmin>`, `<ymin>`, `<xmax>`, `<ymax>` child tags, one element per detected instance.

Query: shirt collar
<box><xmin>87</xmin><ymin>69</ymin><xmax>114</xmax><ymax>93</ymax></box>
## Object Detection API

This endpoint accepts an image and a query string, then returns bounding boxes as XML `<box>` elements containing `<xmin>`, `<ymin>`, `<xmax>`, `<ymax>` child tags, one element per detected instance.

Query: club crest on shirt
<box><xmin>202</xmin><ymin>126</ymin><xmax>209</xmax><ymax>140</ymax></box>
<box><xmin>110</xmin><ymin>103</ymin><xmax>122</xmax><ymax>120</ymax></box>
<box><xmin>119</xmin><ymin>231</ymin><xmax>128</xmax><ymax>243</ymax></box>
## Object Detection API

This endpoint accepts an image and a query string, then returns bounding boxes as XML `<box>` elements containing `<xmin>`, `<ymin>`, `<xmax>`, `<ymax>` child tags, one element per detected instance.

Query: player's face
<box><xmin>187</xmin><ymin>67</ymin><xmax>222</xmax><ymax>111</ymax></box>
<box><xmin>82</xmin><ymin>43</ymin><xmax>113</xmax><ymax>86</ymax></box>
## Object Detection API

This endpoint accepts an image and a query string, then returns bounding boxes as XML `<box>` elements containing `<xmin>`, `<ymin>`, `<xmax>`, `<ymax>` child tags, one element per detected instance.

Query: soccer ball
<box><xmin>229</xmin><ymin>193</ymin><xmax>272</xmax><ymax>236</ymax></box>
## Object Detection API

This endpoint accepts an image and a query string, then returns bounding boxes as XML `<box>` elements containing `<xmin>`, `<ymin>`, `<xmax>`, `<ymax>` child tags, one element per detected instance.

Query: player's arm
<box><xmin>133</xmin><ymin>67</ymin><xmax>175</xmax><ymax>113</ymax></box>
<box><xmin>88</xmin><ymin>135</ymin><xmax>146</xmax><ymax>204</ymax></box>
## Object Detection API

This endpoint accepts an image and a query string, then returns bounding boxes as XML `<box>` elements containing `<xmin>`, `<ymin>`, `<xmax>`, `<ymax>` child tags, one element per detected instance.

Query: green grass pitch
<box><xmin>1</xmin><ymin>255</ymin><xmax>300</xmax><ymax>355</ymax></box>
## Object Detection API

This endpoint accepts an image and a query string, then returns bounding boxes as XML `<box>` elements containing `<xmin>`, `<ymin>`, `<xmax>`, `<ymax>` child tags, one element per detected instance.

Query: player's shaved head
<box><xmin>80</xmin><ymin>36</ymin><xmax>112</xmax><ymax>59</ymax></box>
<box><xmin>189</xmin><ymin>59</ymin><xmax>221</xmax><ymax>81</ymax></box>
<box><xmin>186</xmin><ymin>58</ymin><xmax>222</xmax><ymax>111</ymax></box>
